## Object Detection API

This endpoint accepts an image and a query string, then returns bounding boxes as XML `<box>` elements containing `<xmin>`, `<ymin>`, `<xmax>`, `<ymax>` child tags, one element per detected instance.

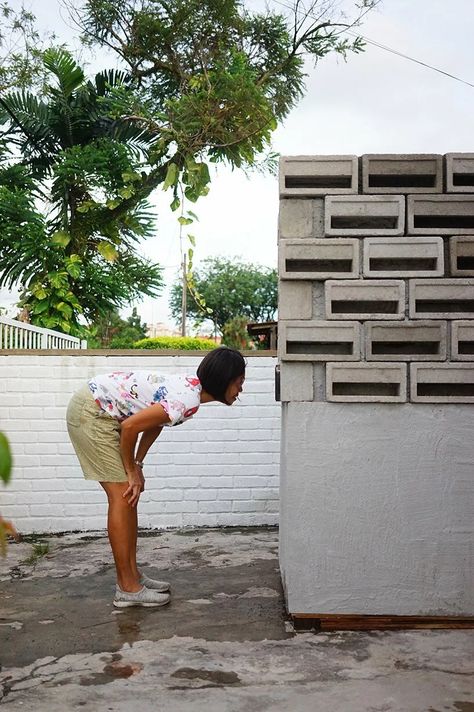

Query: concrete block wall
<box><xmin>278</xmin><ymin>153</ymin><xmax>474</xmax><ymax>404</ymax></box>
<box><xmin>0</xmin><ymin>353</ymin><xmax>279</xmax><ymax>534</ymax></box>
<box><xmin>278</xmin><ymin>153</ymin><xmax>474</xmax><ymax>618</ymax></box>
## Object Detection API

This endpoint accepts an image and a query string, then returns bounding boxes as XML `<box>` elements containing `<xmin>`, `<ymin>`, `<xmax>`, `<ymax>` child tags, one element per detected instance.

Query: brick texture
<box><xmin>0</xmin><ymin>354</ymin><xmax>279</xmax><ymax>533</ymax></box>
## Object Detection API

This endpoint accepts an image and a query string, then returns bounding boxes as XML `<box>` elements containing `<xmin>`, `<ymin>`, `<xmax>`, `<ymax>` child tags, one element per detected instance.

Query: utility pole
<box><xmin>181</xmin><ymin>253</ymin><xmax>187</xmax><ymax>337</ymax></box>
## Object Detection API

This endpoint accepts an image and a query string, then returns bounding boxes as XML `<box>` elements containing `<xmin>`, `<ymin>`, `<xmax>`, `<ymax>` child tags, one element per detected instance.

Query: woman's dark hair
<box><xmin>197</xmin><ymin>346</ymin><xmax>246</xmax><ymax>404</ymax></box>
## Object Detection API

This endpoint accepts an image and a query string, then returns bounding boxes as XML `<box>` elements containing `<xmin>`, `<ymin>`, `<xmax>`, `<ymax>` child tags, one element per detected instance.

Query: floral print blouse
<box><xmin>88</xmin><ymin>371</ymin><xmax>202</xmax><ymax>426</ymax></box>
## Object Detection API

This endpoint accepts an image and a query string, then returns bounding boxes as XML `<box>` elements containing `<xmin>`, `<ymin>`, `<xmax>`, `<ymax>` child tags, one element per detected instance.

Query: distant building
<box><xmin>146</xmin><ymin>322</ymin><xmax>181</xmax><ymax>338</ymax></box>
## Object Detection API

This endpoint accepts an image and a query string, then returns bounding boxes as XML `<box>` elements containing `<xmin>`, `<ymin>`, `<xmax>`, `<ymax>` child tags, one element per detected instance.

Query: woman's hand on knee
<box><xmin>123</xmin><ymin>466</ymin><xmax>143</xmax><ymax>507</ymax></box>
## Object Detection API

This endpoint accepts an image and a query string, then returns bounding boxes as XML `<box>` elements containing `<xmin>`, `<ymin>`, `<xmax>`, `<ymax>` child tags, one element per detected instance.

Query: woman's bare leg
<box><xmin>100</xmin><ymin>482</ymin><xmax>141</xmax><ymax>592</ymax></box>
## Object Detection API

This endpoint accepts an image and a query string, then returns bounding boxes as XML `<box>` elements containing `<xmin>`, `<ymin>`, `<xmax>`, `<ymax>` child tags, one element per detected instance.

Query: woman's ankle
<box><xmin>117</xmin><ymin>577</ymin><xmax>142</xmax><ymax>593</ymax></box>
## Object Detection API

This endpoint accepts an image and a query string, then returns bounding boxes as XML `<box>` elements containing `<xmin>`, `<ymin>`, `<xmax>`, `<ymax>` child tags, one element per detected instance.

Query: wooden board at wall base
<box><xmin>291</xmin><ymin>614</ymin><xmax>474</xmax><ymax>631</ymax></box>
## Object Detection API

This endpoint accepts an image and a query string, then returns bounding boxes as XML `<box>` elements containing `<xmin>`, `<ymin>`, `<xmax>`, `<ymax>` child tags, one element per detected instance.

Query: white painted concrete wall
<box><xmin>0</xmin><ymin>353</ymin><xmax>279</xmax><ymax>534</ymax></box>
<box><xmin>280</xmin><ymin>402</ymin><xmax>474</xmax><ymax>617</ymax></box>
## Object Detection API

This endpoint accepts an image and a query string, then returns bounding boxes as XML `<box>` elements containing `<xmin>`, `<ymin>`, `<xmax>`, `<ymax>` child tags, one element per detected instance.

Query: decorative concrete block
<box><xmin>278</xmin><ymin>280</ymin><xmax>313</xmax><ymax>320</ymax></box>
<box><xmin>279</xmin><ymin>362</ymin><xmax>314</xmax><ymax>401</ymax></box>
<box><xmin>279</xmin><ymin>155</ymin><xmax>358</xmax><ymax>196</ymax></box>
<box><xmin>410</xmin><ymin>363</ymin><xmax>474</xmax><ymax>403</ymax></box>
<box><xmin>451</xmin><ymin>321</ymin><xmax>474</xmax><ymax>360</ymax></box>
<box><xmin>363</xmin><ymin>237</ymin><xmax>444</xmax><ymax>278</ymax></box>
<box><xmin>365</xmin><ymin>321</ymin><xmax>447</xmax><ymax>361</ymax></box>
<box><xmin>325</xmin><ymin>280</ymin><xmax>405</xmax><ymax>320</ymax></box>
<box><xmin>450</xmin><ymin>237</ymin><xmax>474</xmax><ymax>276</ymax></box>
<box><xmin>279</xmin><ymin>320</ymin><xmax>361</xmax><ymax>361</ymax></box>
<box><xmin>279</xmin><ymin>199</ymin><xmax>314</xmax><ymax>239</ymax></box>
<box><xmin>325</xmin><ymin>195</ymin><xmax>405</xmax><ymax>236</ymax></box>
<box><xmin>407</xmin><ymin>195</ymin><xmax>474</xmax><ymax>235</ymax></box>
<box><xmin>326</xmin><ymin>362</ymin><xmax>407</xmax><ymax>402</ymax></box>
<box><xmin>445</xmin><ymin>153</ymin><xmax>474</xmax><ymax>193</ymax></box>
<box><xmin>280</xmin><ymin>239</ymin><xmax>359</xmax><ymax>280</ymax></box>
<box><xmin>361</xmin><ymin>154</ymin><xmax>442</xmax><ymax>193</ymax></box>
<box><xmin>409</xmin><ymin>279</ymin><xmax>474</xmax><ymax>319</ymax></box>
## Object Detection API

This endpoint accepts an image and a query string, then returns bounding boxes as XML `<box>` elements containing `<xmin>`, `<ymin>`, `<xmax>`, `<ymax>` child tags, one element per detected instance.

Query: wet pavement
<box><xmin>1</xmin><ymin>526</ymin><xmax>473</xmax><ymax>711</ymax></box>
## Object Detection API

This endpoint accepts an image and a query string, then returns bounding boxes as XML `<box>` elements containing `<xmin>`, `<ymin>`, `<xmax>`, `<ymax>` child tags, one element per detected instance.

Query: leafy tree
<box><xmin>0</xmin><ymin>49</ymin><xmax>163</xmax><ymax>333</ymax></box>
<box><xmin>86</xmin><ymin>306</ymin><xmax>148</xmax><ymax>348</ymax></box>
<box><xmin>63</xmin><ymin>0</ymin><xmax>376</xmax><ymax>214</ymax></box>
<box><xmin>0</xmin><ymin>0</ymin><xmax>375</xmax><ymax>333</ymax></box>
<box><xmin>0</xmin><ymin>2</ymin><xmax>57</xmax><ymax>93</ymax></box>
<box><xmin>169</xmin><ymin>257</ymin><xmax>278</xmax><ymax>334</ymax></box>
<box><xmin>221</xmin><ymin>315</ymin><xmax>253</xmax><ymax>350</ymax></box>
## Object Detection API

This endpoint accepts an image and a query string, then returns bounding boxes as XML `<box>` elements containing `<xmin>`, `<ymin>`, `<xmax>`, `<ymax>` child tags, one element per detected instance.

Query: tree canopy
<box><xmin>169</xmin><ymin>256</ymin><xmax>278</xmax><ymax>333</ymax></box>
<box><xmin>0</xmin><ymin>0</ymin><xmax>376</xmax><ymax>334</ymax></box>
<box><xmin>0</xmin><ymin>49</ymin><xmax>163</xmax><ymax>333</ymax></box>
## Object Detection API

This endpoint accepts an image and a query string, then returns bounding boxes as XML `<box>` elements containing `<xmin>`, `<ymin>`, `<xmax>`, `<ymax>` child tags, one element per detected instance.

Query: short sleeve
<box><xmin>160</xmin><ymin>399</ymin><xmax>190</xmax><ymax>426</ymax></box>
<box><xmin>159</xmin><ymin>376</ymin><xmax>201</xmax><ymax>426</ymax></box>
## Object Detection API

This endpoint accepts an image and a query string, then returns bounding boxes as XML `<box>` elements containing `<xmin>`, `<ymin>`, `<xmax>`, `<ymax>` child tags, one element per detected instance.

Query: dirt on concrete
<box><xmin>1</xmin><ymin>526</ymin><xmax>473</xmax><ymax>711</ymax></box>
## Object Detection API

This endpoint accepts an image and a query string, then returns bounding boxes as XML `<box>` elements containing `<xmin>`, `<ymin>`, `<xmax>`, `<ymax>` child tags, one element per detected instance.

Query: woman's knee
<box><xmin>100</xmin><ymin>481</ymin><xmax>128</xmax><ymax>502</ymax></box>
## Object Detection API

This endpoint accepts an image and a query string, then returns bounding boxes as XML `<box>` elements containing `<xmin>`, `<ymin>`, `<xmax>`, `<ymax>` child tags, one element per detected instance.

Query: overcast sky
<box><xmin>2</xmin><ymin>0</ymin><xmax>474</xmax><ymax>329</ymax></box>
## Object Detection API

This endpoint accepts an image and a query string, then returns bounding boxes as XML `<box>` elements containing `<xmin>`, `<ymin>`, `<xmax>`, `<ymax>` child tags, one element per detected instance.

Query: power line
<box><xmin>270</xmin><ymin>0</ymin><xmax>474</xmax><ymax>89</ymax></box>
<box><xmin>346</xmin><ymin>30</ymin><xmax>474</xmax><ymax>89</ymax></box>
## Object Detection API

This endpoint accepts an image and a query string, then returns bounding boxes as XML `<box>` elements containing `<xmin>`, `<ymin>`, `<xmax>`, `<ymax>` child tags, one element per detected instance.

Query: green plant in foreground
<box><xmin>22</xmin><ymin>541</ymin><xmax>50</xmax><ymax>566</ymax></box>
<box><xmin>0</xmin><ymin>430</ymin><xmax>16</xmax><ymax>556</ymax></box>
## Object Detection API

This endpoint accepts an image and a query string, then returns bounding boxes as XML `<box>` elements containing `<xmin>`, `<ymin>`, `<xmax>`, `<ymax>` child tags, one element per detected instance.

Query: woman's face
<box><xmin>225</xmin><ymin>373</ymin><xmax>245</xmax><ymax>405</ymax></box>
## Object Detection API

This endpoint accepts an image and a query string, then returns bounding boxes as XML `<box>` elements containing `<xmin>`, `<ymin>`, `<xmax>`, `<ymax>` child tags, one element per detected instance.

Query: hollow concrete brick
<box><xmin>449</xmin><ymin>236</ymin><xmax>474</xmax><ymax>276</ymax></box>
<box><xmin>280</xmin><ymin>239</ymin><xmax>359</xmax><ymax>280</ymax></box>
<box><xmin>279</xmin><ymin>362</ymin><xmax>314</xmax><ymax>401</ymax></box>
<box><xmin>407</xmin><ymin>195</ymin><xmax>474</xmax><ymax>235</ymax></box>
<box><xmin>451</xmin><ymin>321</ymin><xmax>474</xmax><ymax>360</ymax></box>
<box><xmin>325</xmin><ymin>195</ymin><xmax>405</xmax><ymax>236</ymax></box>
<box><xmin>279</xmin><ymin>155</ymin><xmax>358</xmax><ymax>197</ymax></box>
<box><xmin>326</xmin><ymin>362</ymin><xmax>407</xmax><ymax>402</ymax></box>
<box><xmin>445</xmin><ymin>153</ymin><xmax>474</xmax><ymax>193</ymax></box>
<box><xmin>325</xmin><ymin>280</ymin><xmax>405</xmax><ymax>320</ymax></box>
<box><xmin>363</xmin><ymin>237</ymin><xmax>444</xmax><ymax>278</ymax></box>
<box><xmin>361</xmin><ymin>154</ymin><xmax>442</xmax><ymax>194</ymax></box>
<box><xmin>410</xmin><ymin>362</ymin><xmax>474</xmax><ymax>403</ymax></box>
<box><xmin>279</xmin><ymin>320</ymin><xmax>361</xmax><ymax>362</ymax></box>
<box><xmin>365</xmin><ymin>321</ymin><xmax>447</xmax><ymax>361</ymax></box>
<box><xmin>278</xmin><ymin>280</ymin><xmax>313</xmax><ymax>321</ymax></box>
<box><xmin>409</xmin><ymin>279</ymin><xmax>474</xmax><ymax>319</ymax></box>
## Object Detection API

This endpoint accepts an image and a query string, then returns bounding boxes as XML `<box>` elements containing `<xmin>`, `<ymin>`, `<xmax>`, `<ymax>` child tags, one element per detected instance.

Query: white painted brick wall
<box><xmin>0</xmin><ymin>353</ymin><xmax>280</xmax><ymax>533</ymax></box>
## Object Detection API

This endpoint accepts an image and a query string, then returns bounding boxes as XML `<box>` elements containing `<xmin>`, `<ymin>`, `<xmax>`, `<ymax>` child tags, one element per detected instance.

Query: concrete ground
<box><xmin>0</xmin><ymin>526</ymin><xmax>473</xmax><ymax>712</ymax></box>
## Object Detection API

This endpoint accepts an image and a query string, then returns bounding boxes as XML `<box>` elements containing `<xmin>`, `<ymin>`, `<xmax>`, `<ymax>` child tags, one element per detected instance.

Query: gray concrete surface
<box><xmin>1</xmin><ymin>526</ymin><xmax>473</xmax><ymax>711</ymax></box>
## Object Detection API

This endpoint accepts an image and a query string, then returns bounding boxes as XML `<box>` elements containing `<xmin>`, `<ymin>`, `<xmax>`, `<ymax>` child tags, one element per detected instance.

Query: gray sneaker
<box><xmin>139</xmin><ymin>572</ymin><xmax>170</xmax><ymax>592</ymax></box>
<box><xmin>113</xmin><ymin>585</ymin><xmax>170</xmax><ymax>608</ymax></box>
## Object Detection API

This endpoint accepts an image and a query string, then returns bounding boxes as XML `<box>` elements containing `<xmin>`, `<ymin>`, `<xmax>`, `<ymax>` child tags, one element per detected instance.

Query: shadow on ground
<box><xmin>1</xmin><ymin>526</ymin><xmax>473</xmax><ymax>712</ymax></box>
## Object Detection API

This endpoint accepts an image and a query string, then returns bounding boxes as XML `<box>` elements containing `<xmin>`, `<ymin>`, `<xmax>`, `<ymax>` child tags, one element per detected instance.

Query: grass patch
<box><xmin>22</xmin><ymin>541</ymin><xmax>50</xmax><ymax>565</ymax></box>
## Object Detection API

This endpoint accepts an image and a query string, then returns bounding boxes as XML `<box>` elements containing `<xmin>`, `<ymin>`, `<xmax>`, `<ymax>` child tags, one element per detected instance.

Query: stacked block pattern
<box><xmin>278</xmin><ymin>153</ymin><xmax>474</xmax><ymax>402</ymax></box>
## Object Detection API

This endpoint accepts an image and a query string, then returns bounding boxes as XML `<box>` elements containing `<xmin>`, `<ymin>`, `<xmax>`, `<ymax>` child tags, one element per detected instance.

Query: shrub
<box><xmin>133</xmin><ymin>336</ymin><xmax>218</xmax><ymax>350</ymax></box>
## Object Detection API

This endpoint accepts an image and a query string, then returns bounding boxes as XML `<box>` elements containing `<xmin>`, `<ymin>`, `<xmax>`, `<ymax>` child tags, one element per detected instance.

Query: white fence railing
<box><xmin>0</xmin><ymin>316</ymin><xmax>86</xmax><ymax>349</ymax></box>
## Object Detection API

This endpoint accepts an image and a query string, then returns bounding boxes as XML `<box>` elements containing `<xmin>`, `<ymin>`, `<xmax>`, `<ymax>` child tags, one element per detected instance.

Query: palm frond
<box><xmin>42</xmin><ymin>48</ymin><xmax>85</xmax><ymax>97</ymax></box>
<box><xmin>94</xmin><ymin>69</ymin><xmax>132</xmax><ymax>96</ymax></box>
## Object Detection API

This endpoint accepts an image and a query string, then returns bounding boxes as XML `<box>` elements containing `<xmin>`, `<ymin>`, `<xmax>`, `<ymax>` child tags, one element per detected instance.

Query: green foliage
<box><xmin>0</xmin><ymin>430</ymin><xmax>14</xmax><ymax>557</ymax></box>
<box><xmin>0</xmin><ymin>2</ymin><xmax>58</xmax><ymax>92</ymax></box>
<box><xmin>70</xmin><ymin>0</ymin><xmax>375</xmax><ymax>210</ymax></box>
<box><xmin>170</xmin><ymin>257</ymin><xmax>278</xmax><ymax>333</ymax></box>
<box><xmin>0</xmin><ymin>1</ymin><xmax>374</xmax><ymax>336</ymax></box>
<box><xmin>134</xmin><ymin>336</ymin><xmax>217</xmax><ymax>350</ymax></box>
<box><xmin>22</xmin><ymin>540</ymin><xmax>50</xmax><ymax>565</ymax></box>
<box><xmin>85</xmin><ymin>307</ymin><xmax>148</xmax><ymax>348</ymax></box>
<box><xmin>0</xmin><ymin>432</ymin><xmax>12</xmax><ymax>485</ymax></box>
<box><xmin>221</xmin><ymin>316</ymin><xmax>252</xmax><ymax>351</ymax></box>
<box><xmin>0</xmin><ymin>49</ymin><xmax>163</xmax><ymax>334</ymax></box>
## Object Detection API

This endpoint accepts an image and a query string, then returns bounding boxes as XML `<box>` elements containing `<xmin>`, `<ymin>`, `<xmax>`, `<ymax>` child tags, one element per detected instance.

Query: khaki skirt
<box><xmin>66</xmin><ymin>385</ymin><xmax>128</xmax><ymax>482</ymax></box>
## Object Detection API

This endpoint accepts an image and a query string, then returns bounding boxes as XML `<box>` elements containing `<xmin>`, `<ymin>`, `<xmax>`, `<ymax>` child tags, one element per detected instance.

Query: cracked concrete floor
<box><xmin>0</xmin><ymin>526</ymin><xmax>473</xmax><ymax>711</ymax></box>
